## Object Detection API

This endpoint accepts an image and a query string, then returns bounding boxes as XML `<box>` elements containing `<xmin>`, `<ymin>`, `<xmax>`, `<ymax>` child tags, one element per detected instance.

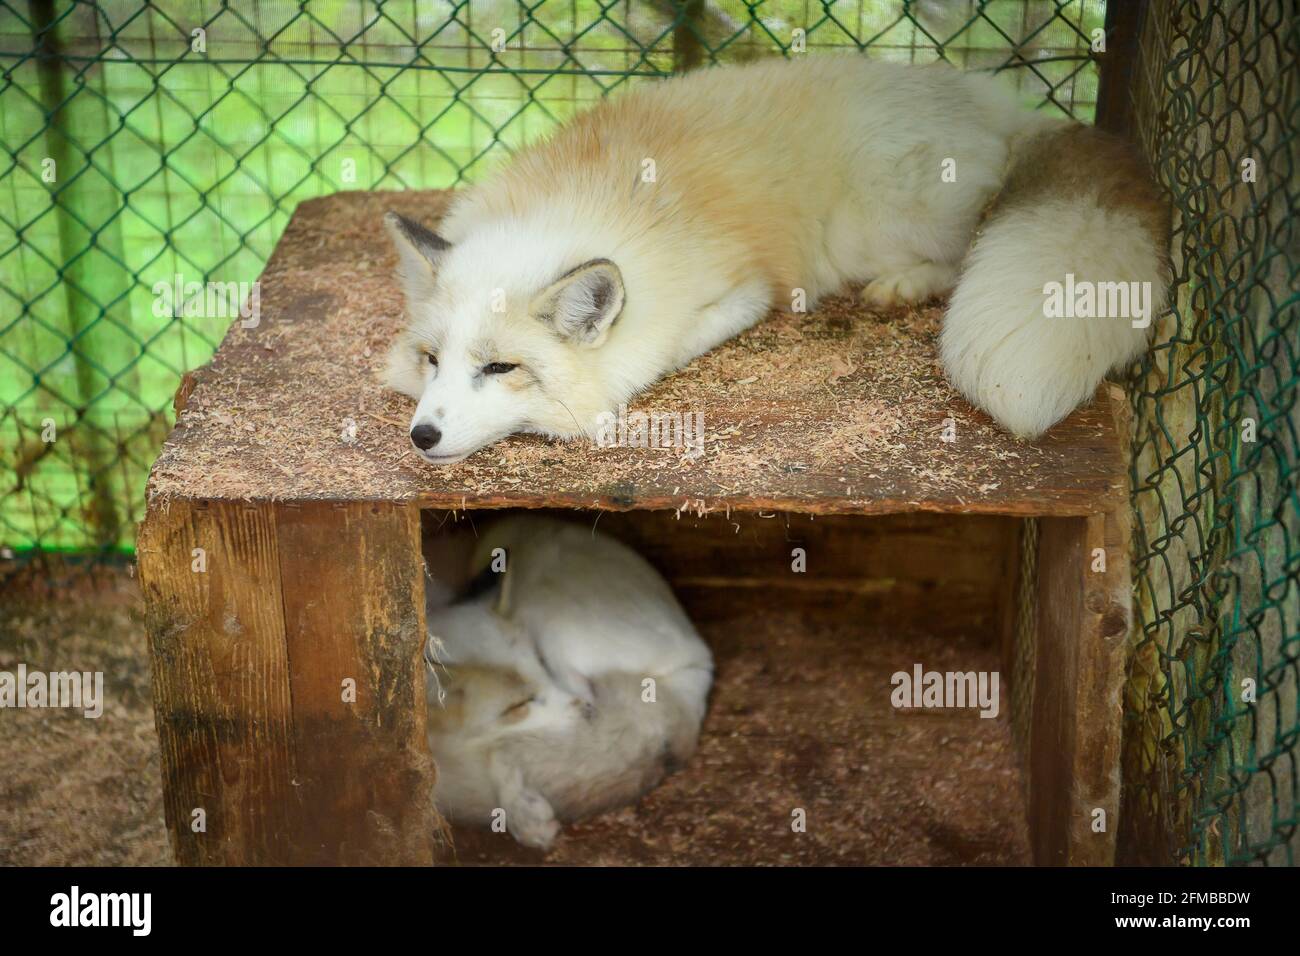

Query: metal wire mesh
<box><xmin>1011</xmin><ymin>516</ymin><xmax>1039</xmax><ymax>769</ymax></box>
<box><xmin>1120</xmin><ymin>0</ymin><xmax>1298</xmax><ymax>866</ymax></box>
<box><xmin>0</xmin><ymin>0</ymin><xmax>1102</xmax><ymax>554</ymax></box>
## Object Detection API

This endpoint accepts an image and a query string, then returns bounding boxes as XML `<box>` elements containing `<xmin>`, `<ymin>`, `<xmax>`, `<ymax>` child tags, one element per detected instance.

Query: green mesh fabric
<box><xmin>1120</xmin><ymin>0</ymin><xmax>1298</xmax><ymax>867</ymax></box>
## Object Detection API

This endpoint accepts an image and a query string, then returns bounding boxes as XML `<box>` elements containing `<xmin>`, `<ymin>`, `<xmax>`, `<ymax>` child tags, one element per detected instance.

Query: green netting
<box><xmin>1120</xmin><ymin>0</ymin><xmax>1298</xmax><ymax>866</ymax></box>
<box><xmin>0</xmin><ymin>0</ymin><xmax>1102</xmax><ymax>552</ymax></box>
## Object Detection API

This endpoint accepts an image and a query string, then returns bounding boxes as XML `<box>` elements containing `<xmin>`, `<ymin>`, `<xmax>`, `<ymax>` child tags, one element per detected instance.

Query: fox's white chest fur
<box><xmin>425</xmin><ymin>517</ymin><xmax>713</xmax><ymax>849</ymax></box>
<box><xmin>385</xmin><ymin>56</ymin><xmax>1167</xmax><ymax>462</ymax></box>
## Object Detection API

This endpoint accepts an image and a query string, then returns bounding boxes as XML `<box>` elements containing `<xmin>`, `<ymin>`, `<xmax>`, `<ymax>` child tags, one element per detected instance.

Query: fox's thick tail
<box><xmin>940</xmin><ymin>124</ymin><xmax>1170</xmax><ymax>438</ymax></box>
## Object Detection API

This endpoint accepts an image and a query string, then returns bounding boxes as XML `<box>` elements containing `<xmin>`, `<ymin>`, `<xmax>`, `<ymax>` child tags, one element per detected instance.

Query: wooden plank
<box><xmin>995</xmin><ymin>518</ymin><xmax>1023</xmax><ymax>689</ymax></box>
<box><xmin>588</xmin><ymin>511</ymin><xmax>1018</xmax><ymax>590</ymax></box>
<box><xmin>1028</xmin><ymin>504</ymin><xmax>1131</xmax><ymax>865</ymax></box>
<box><xmin>427</xmin><ymin>510</ymin><xmax>1019</xmax><ymax>640</ymax></box>
<box><xmin>137</xmin><ymin>499</ymin><xmax>297</xmax><ymax>865</ymax></box>
<box><xmin>145</xmin><ymin>190</ymin><xmax>1127</xmax><ymax>519</ymax></box>
<box><xmin>1095</xmin><ymin>0</ymin><xmax>1147</xmax><ymax>138</ymax></box>
<box><xmin>138</xmin><ymin>499</ymin><xmax>437</xmax><ymax>865</ymax></box>
<box><xmin>275</xmin><ymin>501</ymin><xmax>437</xmax><ymax>865</ymax></box>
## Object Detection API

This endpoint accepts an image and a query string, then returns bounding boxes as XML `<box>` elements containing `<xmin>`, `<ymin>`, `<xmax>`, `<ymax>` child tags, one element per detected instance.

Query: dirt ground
<box><xmin>0</xmin><ymin>562</ymin><xmax>171</xmax><ymax>866</ymax></box>
<box><xmin>1</xmin><ymin>558</ymin><xmax>1029</xmax><ymax>867</ymax></box>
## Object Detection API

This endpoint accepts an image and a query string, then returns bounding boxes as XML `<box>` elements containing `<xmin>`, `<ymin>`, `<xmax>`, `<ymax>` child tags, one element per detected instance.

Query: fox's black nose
<box><xmin>410</xmin><ymin>423</ymin><xmax>442</xmax><ymax>451</ymax></box>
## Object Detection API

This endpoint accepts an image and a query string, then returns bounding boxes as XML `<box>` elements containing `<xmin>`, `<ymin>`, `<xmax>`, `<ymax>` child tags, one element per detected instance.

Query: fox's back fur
<box><xmin>453</xmin><ymin>57</ymin><xmax>1029</xmax><ymax>303</ymax></box>
<box><xmin>386</xmin><ymin>56</ymin><xmax>1168</xmax><ymax>460</ymax></box>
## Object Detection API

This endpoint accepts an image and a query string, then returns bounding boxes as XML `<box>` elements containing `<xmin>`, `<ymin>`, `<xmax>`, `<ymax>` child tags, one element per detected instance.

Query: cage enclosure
<box><xmin>138</xmin><ymin>190</ymin><xmax>1132</xmax><ymax>865</ymax></box>
<box><xmin>7</xmin><ymin>0</ymin><xmax>1293</xmax><ymax>869</ymax></box>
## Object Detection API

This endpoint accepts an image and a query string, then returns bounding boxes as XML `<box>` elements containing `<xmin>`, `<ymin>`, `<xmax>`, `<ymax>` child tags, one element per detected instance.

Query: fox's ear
<box><xmin>383</xmin><ymin>211</ymin><xmax>451</xmax><ymax>301</ymax></box>
<box><xmin>529</xmin><ymin>258</ymin><xmax>625</xmax><ymax>347</ymax></box>
<box><xmin>494</xmin><ymin>564</ymin><xmax>515</xmax><ymax>620</ymax></box>
<box><xmin>463</xmin><ymin>549</ymin><xmax>514</xmax><ymax>619</ymax></box>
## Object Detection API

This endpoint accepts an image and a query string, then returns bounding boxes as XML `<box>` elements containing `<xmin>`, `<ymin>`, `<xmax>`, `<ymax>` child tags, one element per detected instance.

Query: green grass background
<box><xmin>0</xmin><ymin>0</ymin><xmax>1104</xmax><ymax>550</ymax></box>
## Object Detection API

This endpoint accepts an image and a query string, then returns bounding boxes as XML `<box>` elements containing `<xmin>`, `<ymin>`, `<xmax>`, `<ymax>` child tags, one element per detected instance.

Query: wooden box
<box><xmin>138</xmin><ymin>191</ymin><xmax>1132</xmax><ymax>866</ymax></box>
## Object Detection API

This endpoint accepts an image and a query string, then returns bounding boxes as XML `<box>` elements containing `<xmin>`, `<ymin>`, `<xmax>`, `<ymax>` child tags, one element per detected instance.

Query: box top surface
<box><xmin>146</xmin><ymin>189</ymin><xmax>1126</xmax><ymax>517</ymax></box>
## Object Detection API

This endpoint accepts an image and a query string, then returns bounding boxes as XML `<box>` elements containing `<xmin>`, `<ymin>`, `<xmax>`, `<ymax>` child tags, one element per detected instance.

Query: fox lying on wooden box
<box><xmin>383</xmin><ymin>55</ymin><xmax>1168</xmax><ymax>464</ymax></box>
<box><xmin>424</xmin><ymin>516</ymin><xmax>713</xmax><ymax>849</ymax></box>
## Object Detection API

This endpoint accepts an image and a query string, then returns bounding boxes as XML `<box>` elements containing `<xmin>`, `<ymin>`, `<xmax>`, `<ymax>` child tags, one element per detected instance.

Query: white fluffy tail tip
<box><xmin>940</xmin><ymin>206</ymin><xmax>1164</xmax><ymax>439</ymax></box>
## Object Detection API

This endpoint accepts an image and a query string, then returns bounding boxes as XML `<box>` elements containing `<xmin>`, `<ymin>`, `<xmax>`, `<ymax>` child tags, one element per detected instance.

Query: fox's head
<box><xmin>426</xmin><ymin>585</ymin><xmax>591</xmax><ymax>742</ymax></box>
<box><xmin>382</xmin><ymin>212</ymin><xmax>626</xmax><ymax>464</ymax></box>
<box><xmin>429</xmin><ymin>662</ymin><xmax>581</xmax><ymax>740</ymax></box>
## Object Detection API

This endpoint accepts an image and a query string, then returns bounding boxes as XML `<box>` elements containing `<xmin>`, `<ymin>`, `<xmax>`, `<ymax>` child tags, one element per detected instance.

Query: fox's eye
<box><xmin>500</xmin><ymin>697</ymin><xmax>534</xmax><ymax>721</ymax></box>
<box><xmin>482</xmin><ymin>362</ymin><xmax>518</xmax><ymax>375</ymax></box>
<box><xmin>426</xmin><ymin>352</ymin><xmax>438</xmax><ymax>366</ymax></box>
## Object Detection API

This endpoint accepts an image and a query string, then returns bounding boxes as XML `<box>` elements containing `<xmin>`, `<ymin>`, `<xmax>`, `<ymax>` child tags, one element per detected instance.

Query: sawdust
<box><xmin>446</xmin><ymin>585</ymin><xmax>1030</xmax><ymax>866</ymax></box>
<box><xmin>0</xmin><ymin>560</ymin><xmax>1029</xmax><ymax>867</ymax></box>
<box><xmin>145</xmin><ymin>190</ymin><xmax>1125</xmax><ymax>517</ymax></box>
<box><xmin>0</xmin><ymin>564</ymin><xmax>170</xmax><ymax>866</ymax></box>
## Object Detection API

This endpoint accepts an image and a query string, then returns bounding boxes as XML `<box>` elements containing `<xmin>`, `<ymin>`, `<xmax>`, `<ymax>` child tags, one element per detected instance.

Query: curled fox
<box><xmin>425</xmin><ymin>516</ymin><xmax>713</xmax><ymax>849</ymax></box>
<box><xmin>385</xmin><ymin>56</ymin><xmax>1168</xmax><ymax>463</ymax></box>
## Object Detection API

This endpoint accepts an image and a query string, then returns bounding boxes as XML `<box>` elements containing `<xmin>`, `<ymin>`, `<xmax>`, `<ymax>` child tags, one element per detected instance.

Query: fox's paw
<box><xmin>862</xmin><ymin>263</ymin><xmax>956</xmax><ymax>308</ymax></box>
<box><xmin>491</xmin><ymin>753</ymin><xmax>563</xmax><ymax>851</ymax></box>
<box><xmin>509</xmin><ymin>789</ymin><xmax>561</xmax><ymax>850</ymax></box>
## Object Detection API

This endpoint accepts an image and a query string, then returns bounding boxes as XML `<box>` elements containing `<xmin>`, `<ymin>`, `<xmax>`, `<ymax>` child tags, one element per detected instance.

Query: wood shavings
<box><xmin>145</xmin><ymin>190</ymin><xmax>1126</xmax><ymax>519</ymax></box>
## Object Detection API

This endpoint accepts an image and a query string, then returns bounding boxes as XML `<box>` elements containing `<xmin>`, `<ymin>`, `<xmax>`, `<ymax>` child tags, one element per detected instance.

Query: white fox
<box><xmin>385</xmin><ymin>55</ymin><xmax>1168</xmax><ymax>462</ymax></box>
<box><xmin>424</xmin><ymin>516</ymin><xmax>713</xmax><ymax>849</ymax></box>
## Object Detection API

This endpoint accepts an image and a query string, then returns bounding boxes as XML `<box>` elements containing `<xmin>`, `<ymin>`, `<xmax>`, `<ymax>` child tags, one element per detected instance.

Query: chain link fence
<box><xmin>1119</xmin><ymin>0</ymin><xmax>1298</xmax><ymax>867</ymax></box>
<box><xmin>0</xmin><ymin>0</ymin><xmax>1101</xmax><ymax>554</ymax></box>
<box><xmin>3</xmin><ymin>0</ymin><xmax>1295</xmax><ymax>866</ymax></box>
